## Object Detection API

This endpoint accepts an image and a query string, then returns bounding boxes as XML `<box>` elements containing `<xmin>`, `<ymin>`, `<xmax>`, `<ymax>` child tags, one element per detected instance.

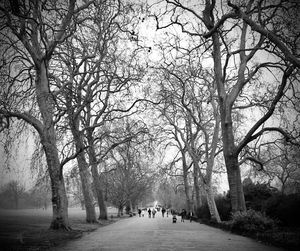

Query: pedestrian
<box><xmin>138</xmin><ymin>208</ymin><xmax>141</xmax><ymax>217</ymax></box>
<box><xmin>181</xmin><ymin>209</ymin><xmax>186</xmax><ymax>222</ymax></box>
<box><xmin>152</xmin><ymin>208</ymin><xmax>156</xmax><ymax>218</ymax></box>
<box><xmin>166</xmin><ymin>208</ymin><xmax>169</xmax><ymax>217</ymax></box>
<box><xmin>172</xmin><ymin>214</ymin><xmax>177</xmax><ymax>223</ymax></box>
<box><xmin>148</xmin><ymin>208</ymin><xmax>151</xmax><ymax>218</ymax></box>
<box><xmin>161</xmin><ymin>207</ymin><xmax>166</xmax><ymax>217</ymax></box>
<box><xmin>189</xmin><ymin>211</ymin><xmax>193</xmax><ymax>222</ymax></box>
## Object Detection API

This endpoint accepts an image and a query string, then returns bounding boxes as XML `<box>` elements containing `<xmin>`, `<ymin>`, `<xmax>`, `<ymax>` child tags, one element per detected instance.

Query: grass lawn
<box><xmin>0</xmin><ymin>207</ymin><xmax>125</xmax><ymax>250</ymax></box>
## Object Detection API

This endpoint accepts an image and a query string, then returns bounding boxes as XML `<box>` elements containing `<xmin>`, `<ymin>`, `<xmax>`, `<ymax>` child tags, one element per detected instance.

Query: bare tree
<box><xmin>0</xmin><ymin>0</ymin><xmax>94</xmax><ymax>229</ymax></box>
<box><xmin>156</xmin><ymin>63</ymin><xmax>222</xmax><ymax>221</ymax></box>
<box><xmin>1</xmin><ymin>180</ymin><xmax>25</xmax><ymax>209</ymax></box>
<box><xmin>151</xmin><ymin>0</ymin><xmax>299</xmax><ymax>213</ymax></box>
<box><xmin>247</xmin><ymin>141</ymin><xmax>300</xmax><ymax>194</ymax></box>
<box><xmin>104</xmin><ymin>119</ymin><xmax>155</xmax><ymax>215</ymax></box>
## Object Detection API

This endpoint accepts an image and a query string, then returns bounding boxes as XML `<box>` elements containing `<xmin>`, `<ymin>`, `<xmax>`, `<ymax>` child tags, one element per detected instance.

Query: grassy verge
<box><xmin>0</xmin><ymin>207</ymin><xmax>127</xmax><ymax>250</ymax></box>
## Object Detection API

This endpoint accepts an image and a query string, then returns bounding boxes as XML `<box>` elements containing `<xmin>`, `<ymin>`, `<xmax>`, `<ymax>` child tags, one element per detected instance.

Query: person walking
<box><xmin>148</xmin><ymin>208</ymin><xmax>151</xmax><ymax>218</ymax></box>
<box><xmin>189</xmin><ymin>211</ymin><xmax>193</xmax><ymax>222</ymax></box>
<box><xmin>181</xmin><ymin>209</ymin><xmax>186</xmax><ymax>222</ymax></box>
<box><xmin>152</xmin><ymin>208</ymin><xmax>156</xmax><ymax>218</ymax></box>
<box><xmin>161</xmin><ymin>207</ymin><xmax>166</xmax><ymax>217</ymax></box>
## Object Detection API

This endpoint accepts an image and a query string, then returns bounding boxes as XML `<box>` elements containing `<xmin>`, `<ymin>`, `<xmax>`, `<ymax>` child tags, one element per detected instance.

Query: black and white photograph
<box><xmin>0</xmin><ymin>0</ymin><xmax>299</xmax><ymax>250</ymax></box>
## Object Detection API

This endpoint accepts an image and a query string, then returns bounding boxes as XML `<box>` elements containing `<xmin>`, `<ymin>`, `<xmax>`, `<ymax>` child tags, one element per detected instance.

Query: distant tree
<box><xmin>29</xmin><ymin>182</ymin><xmax>51</xmax><ymax>210</ymax></box>
<box><xmin>156</xmin><ymin>177</ymin><xmax>187</xmax><ymax>210</ymax></box>
<box><xmin>65</xmin><ymin>166</ymin><xmax>85</xmax><ymax>209</ymax></box>
<box><xmin>154</xmin><ymin>51</ymin><xmax>222</xmax><ymax>221</ymax></box>
<box><xmin>0</xmin><ymin>180</ymin><xmax>25</xmax><ymax>209</ymax></box>
<box><xmin>156</xmin><ymin>180</ymin><xmax>174</xmax><ymax>209</ymax></box>
<box><xmin>247</xmin><ymin>142</ymin><xmax>300</xmax><ymax>194</ymax></box>
<box><xmin>105</xmin><ymin>121</ymin><xmax>155</xmax><ymax>215</ymax></box>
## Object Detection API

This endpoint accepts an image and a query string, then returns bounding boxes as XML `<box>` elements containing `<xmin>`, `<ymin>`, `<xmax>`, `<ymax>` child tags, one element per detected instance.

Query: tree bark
<box><xmin>225</xmin><ymin>154</ymin><xmax>246</xmax><ymax>212</ymax></box>
<box><xmin>37</xmin><ymin>61</ymin><xmax>70</xmax><ymax>230</ymax></box>
<box><xmin>75</xmin><ymin>151</ymin><xmax>97</xmax><ymax>222</ymax></box>
<box><xmin>220</xmin><ymin>103</ymin><xmax>246</xmax><ymax>212</ymax></box>
<box><xmin>204</xmin><ymin>184</ymin><xmax>221</xmax><ymax>222</ymax></box>
<box><xmin>193</xmin><ymin>162</ymin><xmax>202</xmax><ymax>216</ymax></box>
<box><xmin>67</xmin><ymin>102</ymin><xmax>97</xmax><ymax>223</ymax></box>
<box><xmin>87</xmin><ymin>135</ymin><xmax>108</xmax><ymax>220</ymax></box>
<box><xmin>183</xmin><ymin>161</ymin><xmax>192</xmax><ymax>213</ymax></box>
<box><xmin>211</xmin><ymin>29</ymin><xmax>246</xmax><ymax>212</ymax></box>
<box><xmin>117</xmin><ymin>205</ymin><xmax>123</xmax><ymax>217</ymax></box>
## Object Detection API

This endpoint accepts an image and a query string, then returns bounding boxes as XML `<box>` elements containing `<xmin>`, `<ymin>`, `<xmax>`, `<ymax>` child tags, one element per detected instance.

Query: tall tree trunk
<box><xmin>42</xmin><ymin>136</ymin><xmax>69</xmax><ymax>229</ymax></box>
<box><xmin>37</xmin><ymin>62</ymin><xmax>70</xmax><ymax>230</ymax></box>
<box><xmin>204</xmin><ymin>184</ymin><xmax>221</xmax><ymax>222</ymax></box>
<box><xmin>75</xmin><ymin>153</ymin><xmax>97</xmax><ymax>222</ymax></box>
<box><xmin>183</xmin><ymin>165</ymin><xmax>192</xmax><ymax>213</ymax></box>
<box><xmin>118</xmin><ymin>205</ymin><xmax>123</xmax><ymax>217</ymax></box>
<box><xmin>87</xmin><ymin>134</ymin><xmax>108</xmax><ymax>220</ymax></box>
<box><xmin>225</xmin><ymin>155</ymin><xmax>246</xmax><ymax>212</ymax></box>
<box><xmin>210</xmin><ymin>28</ymin><xmax>246</xmax><ymax>213</ymax></box>
<box><xmin>193</xmin><ymin>162</ymin><xmax>202</xmax><ymax>216</ymax></box>
<box><xmin>68</xmin><ymin>111</ymin><xmax>97</xmax><ymax>223</ymax></box>
<box><xmin>221</xmin><ymin>108</ymin><xmax>246</xmax><ymax>212</ymax></box>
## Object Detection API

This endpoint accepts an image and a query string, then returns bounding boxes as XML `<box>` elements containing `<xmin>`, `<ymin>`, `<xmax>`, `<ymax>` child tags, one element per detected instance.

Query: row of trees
<box><xmin>146</xmin><ymin>0</ymin><xmax>299</xmax><ymax>222</ymax></box>
<box><xmin>0</xmin><ymin>180</ymin><xmax>51</xmax><ymax>209</ymax></box>
<box><xmin>0</xmin><ymin>0</ymin><xmax>299</xmax><ymax>229</ymax></box>
<box><xmin>0</xmin><ymin>0</ymin><xmax>156</xmax><ymax>229</ymax></box>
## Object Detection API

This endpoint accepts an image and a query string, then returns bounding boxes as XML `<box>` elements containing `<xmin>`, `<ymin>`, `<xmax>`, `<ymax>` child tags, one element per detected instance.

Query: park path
<box><xmin>53</xmin><ymin>213</ymin><xmax>285</xmax><ymax>251</ymax></box>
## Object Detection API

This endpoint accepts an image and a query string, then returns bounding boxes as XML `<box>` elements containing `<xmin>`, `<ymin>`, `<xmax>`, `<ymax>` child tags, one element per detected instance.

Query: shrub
<box><xmin>231</xmin><ymin>209</ymin><xmax>277</xmax><ymax>234</ymax></box>
<box><xmin>264</xmin><ymin>193</ymin><xmax>300</xmax><ymax>227</ymax></box>
<box><xmin>214</xmin><ymin>194</ymin><xmax>231</xmax><ymax>221</ymax></box>
<box><xmin>243</xmin><ymin>182</ymin><xmax>275</xmax><ymax>211</ymax></box>
<box><xmin>196</xmin><ymin>194</ymin><xmax>232</xmax><ymax>221</ymax></box>
<box><xmin>196</xmin><ymin>201</ymin><xmax>210</xmax><ymax>220</ymax></box>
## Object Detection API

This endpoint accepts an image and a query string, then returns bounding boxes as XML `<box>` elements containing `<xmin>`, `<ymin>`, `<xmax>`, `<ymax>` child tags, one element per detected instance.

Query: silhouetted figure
<box><xmin>152</xmin><ymin>208</ymin><xmax>156</xmax><ymax>218</ymax></box>
<box><xmin>148</xmin><ymin>208</ymin><xmax>151</xmax><ymax>218</ymax></box>
<box><xmin>189</xmin><ymin>211</ymin><xmax>193</xmax><ymax>222</ymax></box>
<box><xmin>181</xmin><ymin>209</ymin><xmax>186</xmax><ymax>222</ymax></box>
<box><xmin>161</xmin><ymin>207</ymin><xmax>166</xmax><ymax>217</ymax></box>
<box><xmin>172</xmin><ymin>214</ymin><xmax>177</xmax><ymax>223</ymax></box>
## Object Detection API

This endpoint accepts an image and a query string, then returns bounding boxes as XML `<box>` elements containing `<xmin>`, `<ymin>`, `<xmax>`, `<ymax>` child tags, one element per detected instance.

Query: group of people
<box><xmin>181</xmin><ymin>209</ymin><xmax>194</xmax><ymax>222</ymax></box>
<box><xmin>137</xmin><ymin>207</ymin><xmax>194</xmax><ymax>223</ymax></box>
<box><xmin>137</xmin><ymin>208</ymin><xmax>157</xmax><ymax>218</ymax></box>
<box><xmin>137</xmin><ymin>207</ymin><xmax>170</xmax><ymax>218</ymax></box>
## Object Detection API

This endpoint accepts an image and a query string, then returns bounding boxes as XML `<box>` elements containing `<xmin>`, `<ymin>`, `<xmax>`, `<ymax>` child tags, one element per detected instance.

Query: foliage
<box><xmin>231</xmin><ymin>209</ymin><xmax>277</xmax><ymax>234</ymax></box>
<box><xmin>196</xmin><ymin>194</ymin><xmax>231</xmax><ymax>221</ymax></box>
<box><xmin>264</xmin><ymin>193</ymin><xmax>300</xmax><ymax>227</ymax></box>
<box><xmin>214</xmin><ymin>194</ymin><xmax>232</xmax><ymax>221</ymax></box>
<box><xmin>243</xmin><ymin>180</ymin><xmax>275</xmax><ymax>211</ymax></box>
<box><xmin>242</xmin><ymin>180</ymin><xmax>300</xmax><ymax>227</ymax></box>
<box><xmin>196</xmin><ymin>200</ymin><xmax>210</xmax><ymax>221</ymax></box>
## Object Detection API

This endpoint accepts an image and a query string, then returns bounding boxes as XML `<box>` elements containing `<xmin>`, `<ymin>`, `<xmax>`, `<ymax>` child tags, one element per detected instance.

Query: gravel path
<box><xmin>53</xmin><ymin>213</ymin><xmax>285</xmax><ymax>251</ymax></box>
